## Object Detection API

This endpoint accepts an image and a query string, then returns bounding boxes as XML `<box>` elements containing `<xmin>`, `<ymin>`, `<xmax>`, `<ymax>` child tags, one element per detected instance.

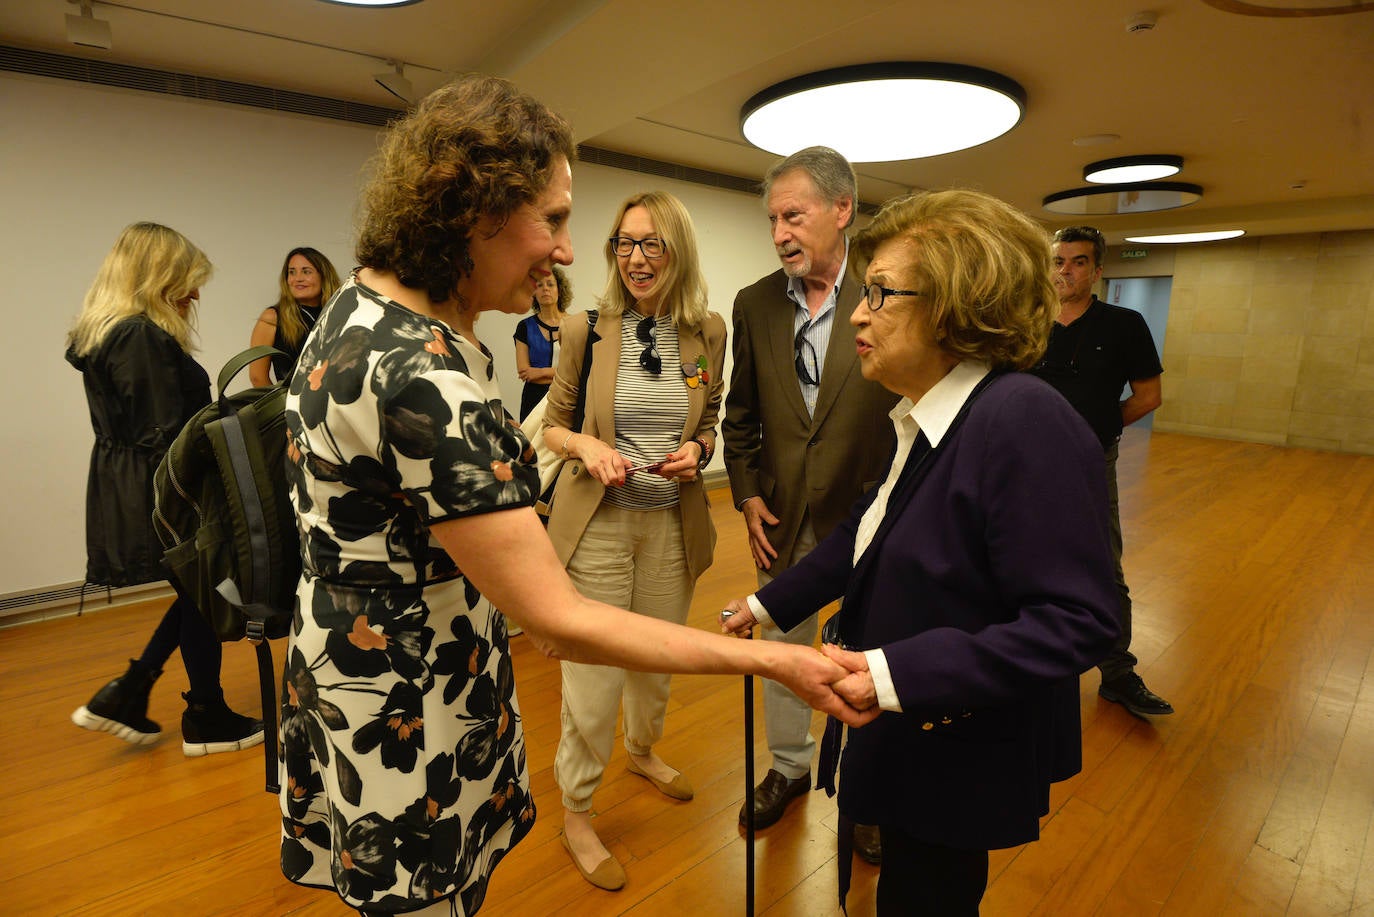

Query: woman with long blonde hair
<box><xmin>541</xmin><ymin>191</ymin><xmax>726</xmax><ymax>890</ymax></box>
<box><xmin>247</xmin><ymin>246</ymin><xmax>340</xmax><ymax>386</ymax></box>
<box><xmin>68</xmin><ymin>221</ymin><xmax>264</xmax><ymax>757</ymax></box>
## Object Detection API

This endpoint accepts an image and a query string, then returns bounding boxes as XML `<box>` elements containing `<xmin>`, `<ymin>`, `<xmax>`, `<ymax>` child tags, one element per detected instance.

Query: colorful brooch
<box><xmin>683</xmin><ymin>355</ymin><xmax>709</xmax><ymax>389</ymax></box>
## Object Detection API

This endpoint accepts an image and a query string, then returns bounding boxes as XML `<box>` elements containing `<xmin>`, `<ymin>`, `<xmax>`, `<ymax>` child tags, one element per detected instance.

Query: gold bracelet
<box><xmin>560</xmin><ymin>431</ymin><xmax>575</xmax><ymax>457</ymax></box>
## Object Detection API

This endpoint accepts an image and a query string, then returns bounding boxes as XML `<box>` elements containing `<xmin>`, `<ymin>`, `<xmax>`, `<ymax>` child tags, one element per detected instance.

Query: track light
<box><xmin>66</xmin><ymin>0</ymin><xmax>113</xmax><ymax>51</ymax></box>
<box><xmin>374</xmin><ymin>60</ymin><xmax>412</xmax><ymax>102</ymax></box>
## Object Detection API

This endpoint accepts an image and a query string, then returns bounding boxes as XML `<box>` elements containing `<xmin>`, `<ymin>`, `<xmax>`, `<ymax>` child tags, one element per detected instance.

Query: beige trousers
<box><xmin>554</xmin><ymin>502</ymin><xmax>694</xmax><ymax>811</ymax></box>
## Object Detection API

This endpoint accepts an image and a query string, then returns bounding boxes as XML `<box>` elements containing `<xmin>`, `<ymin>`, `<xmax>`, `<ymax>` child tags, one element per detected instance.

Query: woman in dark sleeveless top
<box><xmin>247</xmin><ymin>247</ymin><xmax>341</xmax><ymax>386</ymax></box>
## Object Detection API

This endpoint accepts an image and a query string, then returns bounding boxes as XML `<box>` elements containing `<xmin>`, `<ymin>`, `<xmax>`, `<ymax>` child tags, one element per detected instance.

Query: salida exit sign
<box><xmin>1120</xmin><ymin>248</ymin><xmax>1148</xmax><ymax>260</ymax></box>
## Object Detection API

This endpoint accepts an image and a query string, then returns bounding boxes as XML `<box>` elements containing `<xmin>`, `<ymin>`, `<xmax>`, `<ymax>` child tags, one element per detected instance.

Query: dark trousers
<box><xmin>138</xmin><ymin>583</ymin><xmax>223</xmax><ymax>702</ymax></box>
<box><xmin>876</xmin><ymin>825</ymin><xmax>988</xmax><ymax>916</ymax></box>
<box><xmin>1098</xmin><ymin>439</ymin><xmax>1138</xmax><ymax>681</ymax></box>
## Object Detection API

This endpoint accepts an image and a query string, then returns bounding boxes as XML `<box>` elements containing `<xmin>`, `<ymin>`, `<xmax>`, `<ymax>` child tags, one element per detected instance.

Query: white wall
<box><xmin>0</xmin><ymin>72</ymin><xmax>781</xmax><ymax>597</ymax></box>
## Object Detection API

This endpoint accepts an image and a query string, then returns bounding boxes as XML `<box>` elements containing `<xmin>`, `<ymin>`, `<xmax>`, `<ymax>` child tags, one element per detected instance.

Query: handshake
<box><xmin>719</xmin><ymin>599</ymin><xmax>880</xmax><ymax>727</ymax></box>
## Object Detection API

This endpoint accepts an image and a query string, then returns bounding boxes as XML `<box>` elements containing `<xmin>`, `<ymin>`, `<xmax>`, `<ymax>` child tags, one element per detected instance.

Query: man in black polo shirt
<box><xmin>1032</xmin><ymin>226</ymin><xmax>1174</xmax><ymax>718</ymax></box>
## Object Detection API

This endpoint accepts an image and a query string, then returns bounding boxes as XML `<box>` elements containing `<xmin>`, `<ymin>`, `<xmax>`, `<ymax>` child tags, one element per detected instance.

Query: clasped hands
<box><xmin>719</xmin><ymin>598</ymin><xmax>881</xmax><ymax>727</ymax></box>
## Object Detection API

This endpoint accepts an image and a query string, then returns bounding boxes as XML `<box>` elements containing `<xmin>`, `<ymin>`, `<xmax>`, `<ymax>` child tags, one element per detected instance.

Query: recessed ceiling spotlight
<box><xmin>1043</xmin><ymin>182</ymin><xmax>1203</xmax><ymax>215</ymax></box>
<box><xmin>1125</xmin><ymin>230</ymin><xmax>1245</xmax><ymax>243</ymax></box>
<box><xmin>1125</xmin><ymin>10</ymin><xmax>1159</xmax><ymax>31</ymax></box>
<box><xmin>740</xmin><ymin>62</ymin><xmax>1026</xmax><ymax>163</ymax></box>
<box><xmin>1084</xmin><ymin>154</ymin><xmax>1182</xmax><ymax>184</ymax></box>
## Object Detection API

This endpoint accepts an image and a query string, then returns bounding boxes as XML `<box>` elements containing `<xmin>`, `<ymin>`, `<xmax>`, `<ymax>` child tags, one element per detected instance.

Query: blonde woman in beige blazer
<box><xmin>542</xmin><ymin>191</ymin><xmax>726</xmax><ymax>891</ymax></box>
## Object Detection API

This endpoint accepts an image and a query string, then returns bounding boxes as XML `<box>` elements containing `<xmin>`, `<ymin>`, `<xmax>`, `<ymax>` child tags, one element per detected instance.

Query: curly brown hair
<box><xmin>355</xmin><ymin>75</ymin><xmax>577</xmax><ymax>305</ymax></box>
<box><xmin>852</xmin><ymin>189</ymin><xmax>1056</xmax><ymax>371</ymax></box>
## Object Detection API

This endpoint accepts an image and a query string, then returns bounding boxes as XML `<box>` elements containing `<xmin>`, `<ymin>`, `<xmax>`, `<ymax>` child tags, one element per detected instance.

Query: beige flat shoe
<box><xmin>626</xmin><ymin>756</ymin><xmax>694</xmax><ymax>801</ymax></box>
<box><xmin>560</xmin><ymin>832</ymin><xmax>626</xmax><ymax>891</ymax></box>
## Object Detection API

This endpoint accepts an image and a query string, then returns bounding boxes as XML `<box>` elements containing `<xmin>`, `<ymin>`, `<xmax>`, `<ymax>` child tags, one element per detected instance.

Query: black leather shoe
<box><xmin>852</xmin><ymin>823</ymin><xmax>882</xmax><ymax>865</ymax></box>
<box><xmin>1099</xmin><ymin>673</ymin><xmax>1174</xmax><ymax>717</ymax></box>
<box><xmin>739</xmin><ymin>769</ymin><xmax>810</xmax><ymax>829</ymax></box>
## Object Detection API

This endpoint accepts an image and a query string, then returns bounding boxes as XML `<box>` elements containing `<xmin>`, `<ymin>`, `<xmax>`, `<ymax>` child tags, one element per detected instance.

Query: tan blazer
<box><xmin>542</xmin><ymin>309</ymin><xmax>728</xmax><ymax>579</ymax></box>
<box><xmin>722</xmin><ymin>268</ymin><xmax>899</xmax><ymax>573</ymax></box>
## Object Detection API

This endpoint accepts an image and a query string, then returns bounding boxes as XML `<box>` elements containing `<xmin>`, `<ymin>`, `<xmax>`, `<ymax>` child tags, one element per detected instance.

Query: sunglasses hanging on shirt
<box><xmin>636</xmin><ymin>314</ymin><xmax>662</xmax><ymax>375</ymax></box>
<box><xmin>794</xmin><ymin>323</ymin><xmax>820</xmax><ymax>386</ymax></box>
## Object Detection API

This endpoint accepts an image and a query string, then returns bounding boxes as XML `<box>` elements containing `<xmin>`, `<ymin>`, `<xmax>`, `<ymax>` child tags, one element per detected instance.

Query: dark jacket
<box><xmin>66</xmin><ymin>316</ymin><xmax>210</xmax><ymax>586</ymax></box>
<box><xmin>759</xmin><ymin>372</ymin><xmax>1119</xmax><ymax>850</ymax></box>
<box><xmin>722</xmin><ymin>268</ymin><xmax>898</xmax><ymax>572</ymax></box>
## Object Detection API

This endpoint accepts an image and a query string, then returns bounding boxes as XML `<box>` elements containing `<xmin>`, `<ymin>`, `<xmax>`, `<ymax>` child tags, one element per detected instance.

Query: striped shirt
<box><xmin>785</xmin><ymin>240</ymin><xmax>850</xmax><ymax>417</ymax></box>
<box><xmin>603</xmin><ymin>311</ymin><xmax>688</xmax><ymax>511</ymax></box>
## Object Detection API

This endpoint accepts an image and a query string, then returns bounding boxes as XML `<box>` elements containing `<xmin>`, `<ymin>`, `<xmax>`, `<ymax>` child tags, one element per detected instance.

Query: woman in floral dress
<box><xmin>278</xmin><ymin>75</ymin><xmax>875</xmax><ymax>917</ymax></box>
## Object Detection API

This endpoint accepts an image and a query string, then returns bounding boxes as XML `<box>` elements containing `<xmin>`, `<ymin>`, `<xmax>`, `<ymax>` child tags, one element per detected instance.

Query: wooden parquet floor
<box><xmin>3</xmin><ymin>428</ymin><xmax>1373</xmax><ymax>915</ymax></box>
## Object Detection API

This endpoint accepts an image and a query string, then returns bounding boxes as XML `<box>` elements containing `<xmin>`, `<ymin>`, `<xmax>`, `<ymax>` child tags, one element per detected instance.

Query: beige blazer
<box><xmin>722</xmin><ymin>268</ymin><xmax>899</xmax><ymax>573</ymax></box>
<box><xmin>542</xmin><ymin>309</ymin><xmax>728</xmax><ymax>579</ymax></box>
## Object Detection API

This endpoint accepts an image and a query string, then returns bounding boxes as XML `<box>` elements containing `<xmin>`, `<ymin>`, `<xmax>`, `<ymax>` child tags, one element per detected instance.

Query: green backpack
<box><xmin>152</xmin><ymin>345</ymin><xmax>299</xmax><ymax>792</ymax></box>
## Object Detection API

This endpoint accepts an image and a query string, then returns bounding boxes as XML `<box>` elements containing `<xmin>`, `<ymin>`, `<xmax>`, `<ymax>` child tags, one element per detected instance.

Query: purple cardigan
<box><xmin>758</xmin><ymin>371</ymin><xmax>1120</xmax><ymax>850</ymax></box>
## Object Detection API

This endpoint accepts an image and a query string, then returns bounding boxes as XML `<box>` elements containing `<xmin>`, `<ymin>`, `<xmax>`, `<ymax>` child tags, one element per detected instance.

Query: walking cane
<box><xmin>723</xmin><ymin>609</ymin><xmax>755</xmax><ymax>917</ymax></box>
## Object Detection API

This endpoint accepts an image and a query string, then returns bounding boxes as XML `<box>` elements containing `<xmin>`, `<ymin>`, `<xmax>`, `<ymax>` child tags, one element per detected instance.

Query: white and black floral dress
<box><xmin>279</xmin><ymin>278</ymin><xmax>539</xmax><ymax>915</ymax></box>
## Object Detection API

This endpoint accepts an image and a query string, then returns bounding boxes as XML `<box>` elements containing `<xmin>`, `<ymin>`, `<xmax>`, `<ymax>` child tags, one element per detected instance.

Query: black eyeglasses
<box><xmin>636</xmin><ymin>315</ymin><xmax>662</xmax><ymax>374</ymax></box>
<box><xmin>610</xmin><ymin>236</ymin><xmax>667</xmax><ymax>259</ymax></box>
<box><xmin>794</xmin><ymin>325</ymin><xmax>820</xmax><ymax>386</ymax></box>
<box><xmin>859</xmin><ymin>282</ymin><xmax>925</xmax><ymax>312</ymax></box>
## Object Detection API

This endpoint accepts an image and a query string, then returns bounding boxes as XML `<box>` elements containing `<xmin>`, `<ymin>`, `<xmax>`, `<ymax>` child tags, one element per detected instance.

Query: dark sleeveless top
<box><xmin>269</xmin><ymin>303</ymin><xmax>322</xmax><ymax>383</ymax></box>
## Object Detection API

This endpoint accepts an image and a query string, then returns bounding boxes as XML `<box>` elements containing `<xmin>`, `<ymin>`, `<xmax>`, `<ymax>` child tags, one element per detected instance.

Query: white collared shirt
<box><xmin>750</xmin><ymin>359</ymin><xmax>991</xmax><ymax>712</ymax></box>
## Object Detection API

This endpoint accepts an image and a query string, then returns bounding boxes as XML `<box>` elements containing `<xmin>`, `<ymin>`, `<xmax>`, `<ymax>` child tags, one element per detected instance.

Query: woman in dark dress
<box><xmin>247</xmin><ymin>246</ymin><xmax>341</xmax><ymax>386</ymax></box>
<box><xmin>67</xmin><ymin>221</ymin><xmax>264</xmax><ymax>757</ymax></box>
<box><xmin>513</xmin><ymin>264</ymin><xmax>570</xmax><ymax>420</ymax></box>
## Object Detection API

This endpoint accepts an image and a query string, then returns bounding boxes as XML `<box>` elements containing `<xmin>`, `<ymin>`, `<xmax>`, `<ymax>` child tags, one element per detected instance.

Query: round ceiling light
<box><xmin>740</xmin><ymin>63</ymin><xmax>1026</xmax><ymax>163</ymax></box>
<box><xmin>1125</xmin><ymin>230</ymin><xmax>1246</xmax><ymax>243</ymax></box>
<box><xmin>317</xmin><ymin>0</ymin><xmax>424</xmax><ymax>7</ymax></box>
<box><xmin>1084</xmin><ymin>154</ymin><xmax>1183</xmax><ymax>184</ymax></box>
<box><xmin>1202</xmin><ymin>0</ymin><xmax>1374</xmax><ymax>16</ymax></box>
<box><xmin>1043</xmin><ymin>181</ymin><xmax>1203</xmax><ymax>215</ymax></box>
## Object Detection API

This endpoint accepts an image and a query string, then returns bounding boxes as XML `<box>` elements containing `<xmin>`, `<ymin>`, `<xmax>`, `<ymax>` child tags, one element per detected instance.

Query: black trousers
<box><xmin>876</xmin><ymin>825</ymin><xmax>988</xmax><ymax>916</ymax></box>
<box><xmin>138</xmin><ymin>582</ymin><xmax>223</xmax><ymax>702</ymax></box>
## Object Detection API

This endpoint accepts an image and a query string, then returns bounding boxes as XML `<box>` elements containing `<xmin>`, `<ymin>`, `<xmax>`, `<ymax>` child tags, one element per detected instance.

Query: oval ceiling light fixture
<box><xmin>1125</xmin><ymin>230</ymin><xmax>1246</xmax><ymax>243</ymax></box>
<box><xmin>317</xmin><ymin>0</ymin><xmax>425</xmax><ymax>7</ymax></box>
<box><xmin>1203</xmin><ymin>0</ymin><xmax>1374</xmax><ymax>16</ymax></box>
<box><xmin>1084</xmin><ymin>154</ymin><xmax>1182</xmax><ymax>184</ymax></box>
<box><xmin>740</xmin><ymin>63</ymin><xmax>1026</xmax><ymax>163</ymax></box>
<box><xmin>1043</xmin><ymin>181</ymin><xmax>1203</xmax><ymax>215</ymax></box>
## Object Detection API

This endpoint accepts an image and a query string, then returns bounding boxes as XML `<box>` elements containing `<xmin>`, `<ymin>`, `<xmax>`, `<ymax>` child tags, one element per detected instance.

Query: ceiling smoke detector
<box><xmin>1126</xmin><ymin>11</ymin><xmax>1158</xmax><ymax>31</ymax></box>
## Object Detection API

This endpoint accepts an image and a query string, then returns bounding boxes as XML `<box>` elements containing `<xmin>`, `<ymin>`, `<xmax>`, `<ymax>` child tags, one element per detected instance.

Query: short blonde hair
<box><xmin>68</xmin><ymin>222</ymin><xmax>212</xmax><ymax>357</ymax></box>
<box><xmin>852</xmin><ymin>190</ymin><xmax>1055</xmax><ymax>371</ymax></box>
<box><xmin>598</xmin><ymin>191</ymin><xmax>710</xmax><ymax>327</ymax></box>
